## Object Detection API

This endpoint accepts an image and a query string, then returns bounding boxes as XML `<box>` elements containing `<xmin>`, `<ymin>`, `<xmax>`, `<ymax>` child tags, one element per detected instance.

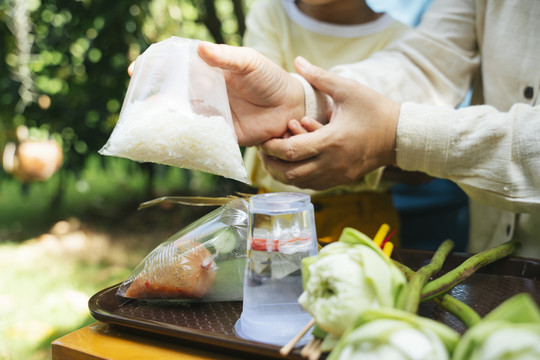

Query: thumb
<box><xmin>197</xmin><ymin>41</ymin><xmax>259</xmax><ymax>74</ymax></box>
<box><xmin>127</xmin><ymin>61</ymin><xmax>135</xmax><ymax>77</ymax></box>
<box><xmin>294</xmin><ymin>56</ymin><xmax>343</xmax><ymax>97</ymax></box>
<box><xmin>197</xmin><ymin>41</ymin><xmax>230</xmax><ymax>68</ymax></box>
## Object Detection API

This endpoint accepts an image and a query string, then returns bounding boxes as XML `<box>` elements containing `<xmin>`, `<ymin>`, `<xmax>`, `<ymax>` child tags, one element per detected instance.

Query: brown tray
<box><xmin>89</xmin><ymin>249</ymin><xmax>540</xmax><ymax>359</ymax></box>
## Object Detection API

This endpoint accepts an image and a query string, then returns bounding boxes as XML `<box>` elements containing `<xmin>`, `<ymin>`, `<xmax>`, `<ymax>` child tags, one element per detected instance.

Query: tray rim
<box><xmin>89</xmin><ymin>283</ymin><xmax>300</xmax><ymax>359</ymax></box>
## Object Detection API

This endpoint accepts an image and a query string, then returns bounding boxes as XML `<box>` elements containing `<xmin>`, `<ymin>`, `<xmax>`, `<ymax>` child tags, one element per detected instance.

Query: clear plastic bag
<box><xmin>116</xmin><ymin>198</ymin><xmax>249</xmax><ymax>304</ymax></box>
<box><xmin>99</xmin><ymin>36</ymin><xmax>249</xmax><ymax>183</ymax></box>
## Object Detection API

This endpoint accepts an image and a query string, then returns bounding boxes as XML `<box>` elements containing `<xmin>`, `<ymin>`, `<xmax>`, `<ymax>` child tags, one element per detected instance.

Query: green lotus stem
<box><xmin>393</xmin><ymin>260</ymin><xmax>415</xmax><ymax>278</ymax></box>
<box><xmin>398</xmin><ymin>239</ymin><xmax>455</xmax><ymax>313</ymax></box>
<box><xmin>421</xmin><ymin>241</ymin><xmax>519</xmax><ymax>301</ymax></box>
<box><xmin>394</xmin><ymin>257</ymin><xmax>482</xmax><ymax>329</ymax></box>
<box><xmin>433</xmin><ymin>295</ymin><xmax>481</xmax><ymax>328</ymax></box>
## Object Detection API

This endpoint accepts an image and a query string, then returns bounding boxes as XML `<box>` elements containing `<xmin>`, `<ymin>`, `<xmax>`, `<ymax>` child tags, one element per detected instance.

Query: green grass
<box><xmin>0</xmin><ymin>154</ymin><xmax>249</xmax><ymax>360</ymax></box>
<box><xmin>0</xmin><ymin>240</ymin><xmax>131</xmax><ymax>360</ymax></box>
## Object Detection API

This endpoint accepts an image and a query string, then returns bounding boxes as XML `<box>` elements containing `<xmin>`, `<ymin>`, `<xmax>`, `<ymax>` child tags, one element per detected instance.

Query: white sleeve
<box><xmin>397</xmin><ymin>102</ymin><xmax>540</xmax><ymax>213</ymax></box>
<box><xmin>330</xmin><ymin>0</ymin><xmax>480</xmax><ymax>107</ymax></box>
<box><xmin>243</xmin><ymin>0</ymin><xmax>284</xmax><ymax>65</ymax></box>
<box><xmin>301</xmin><ymin>0</ymin><xmax>540</xmax><ymax>211</ymax></box>
<box><xmin>290</xmin><ymin>73</ymin><xmax>329</xmax><ymax>123</ymax></box>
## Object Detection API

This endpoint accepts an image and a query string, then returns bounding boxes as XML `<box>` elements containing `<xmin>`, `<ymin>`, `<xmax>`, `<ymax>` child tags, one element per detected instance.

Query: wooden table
<box><xmin>51</xmin><ymin>322</ymin><xmax>239</xmax><ymax>360</ymax></box>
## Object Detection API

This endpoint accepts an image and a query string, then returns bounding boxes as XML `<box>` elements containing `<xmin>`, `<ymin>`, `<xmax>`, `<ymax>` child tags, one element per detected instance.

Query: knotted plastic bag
<box><xmin>116</xmin><ymin>198</ymin><xmax>249</xmax><ymax>304</ymax></box>
<box><xmin>99</xmin><ymin>36</ymin><xmax>249</xmax><ymax>183</ymax></box>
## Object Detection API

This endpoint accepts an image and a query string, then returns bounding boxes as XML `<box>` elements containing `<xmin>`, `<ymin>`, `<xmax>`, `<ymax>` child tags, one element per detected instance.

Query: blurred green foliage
<box><xmin>0</xmin><ymin>3</ymin><xmax>255</xmax><ymax>358</ymax></box>
<box><xmin>0</xmin><ymin>0</ymin><xmax>252</xmax><ymax>172</ymax></box>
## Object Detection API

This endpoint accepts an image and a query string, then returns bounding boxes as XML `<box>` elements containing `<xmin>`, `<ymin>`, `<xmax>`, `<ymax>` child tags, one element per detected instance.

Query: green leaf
<box><xmin>484</xmin><ymin>293</ymin><xmax>540</xmax><ymax>324</ymax></box>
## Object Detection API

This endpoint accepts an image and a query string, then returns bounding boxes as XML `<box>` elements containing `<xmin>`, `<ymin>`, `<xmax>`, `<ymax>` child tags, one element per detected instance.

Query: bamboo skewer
<box><xmin>279</xmin><ymin>318</ymin><xmax>316</xmax><ymax>356</ymax></box>
<box><xmin>300</xmin><ymin>338</ymin><xmax>317</xmax><ymax>357</ymax></box>
<box><xmin>300</xmin><ymin>338</ymin><xmax>322</xmax><ymax>360</ymax></box>
<box><xmin>307</xmin><ymin>339</ymin><xmax>322</xmax><ymax>360</ymax></box>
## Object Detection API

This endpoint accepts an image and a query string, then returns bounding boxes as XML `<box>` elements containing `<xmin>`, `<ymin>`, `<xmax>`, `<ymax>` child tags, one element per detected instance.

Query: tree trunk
<box><xmin>202</xmin><ymin>0</ymin><xmax>224</xmax><ymax>44</ymax></box>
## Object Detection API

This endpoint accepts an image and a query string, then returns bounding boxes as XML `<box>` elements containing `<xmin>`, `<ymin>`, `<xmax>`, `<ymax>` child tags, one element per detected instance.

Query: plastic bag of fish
<box><xmin>116</xmin><ymin>198</ymin><xmax>248</xmax><ymax>304</ymax></box>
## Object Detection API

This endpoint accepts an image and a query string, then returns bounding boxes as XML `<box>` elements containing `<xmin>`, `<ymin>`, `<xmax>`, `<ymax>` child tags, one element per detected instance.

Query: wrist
<box><xmin>290</xmin><ymin>73</ymin><xmax>329</xmax><ymax>123</ymax></box>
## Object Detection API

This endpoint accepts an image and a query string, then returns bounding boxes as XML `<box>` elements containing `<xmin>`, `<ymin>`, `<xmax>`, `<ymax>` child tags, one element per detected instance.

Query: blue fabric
<box><xmin>391</xmin><ymin>179</ymin><xmax>469</xmax><ymax>252</ymax></box>
<box><xmin>366</xmin><ymin>0</ymin><xmax>435</xmax><ymax>26</ymax></box>
<box><xmin>391</xmin><ymin>179</ymin><xmax>468</xmax><ymax>212</ymax></box>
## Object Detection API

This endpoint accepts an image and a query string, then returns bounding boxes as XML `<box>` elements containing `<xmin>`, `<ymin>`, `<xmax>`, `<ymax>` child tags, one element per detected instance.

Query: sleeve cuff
<box><xmin>290</xmin><ymin>73</ymin><xmax>329</xmax><ymax>123</ymax></box>
<box><xmin>396</xmin><ymin>102</ymin><xmax>453</xmax><ymax>177</ymax></box>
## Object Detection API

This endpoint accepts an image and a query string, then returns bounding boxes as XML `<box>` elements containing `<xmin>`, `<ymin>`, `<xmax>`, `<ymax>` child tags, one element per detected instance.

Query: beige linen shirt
<box><xmin>242</xmin><ymin>0</ymin><xmax>410</xmax><ymax>195</ymax></box>
<box><xmin>303</xmin><ymin>0</ymin><xmax>540</xmax><ymax>257</ymax></box>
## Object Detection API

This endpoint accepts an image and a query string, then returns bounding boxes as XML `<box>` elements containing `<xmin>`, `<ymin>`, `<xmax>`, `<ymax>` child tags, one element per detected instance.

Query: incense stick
<box><xmin>307</xmin><ymin>339</ymin><xmax>322</xmax><ymax>360</ymax></box>
<box><xmin>380</xmin><ymin>229</ymin><xmax>397</xmax><ymax>249</ymax></box>
<box><xmin>279</xmin><ymin>318</ymin><xmax>316</xmax><ymax>356</ymax></box>
<box><xmin>300</xmin><ymin>338</ymin><xmax>317</xmax><ymax>357</ymax></box>
<box><xmin>383</xmin><ymin>241</ymin><xmax>394</xmax><ymax>257</ymax></box>
<box><xmin>373</xmin><ymin>223</ymin><xmax>390</xmax><ymax>247</ymax></box>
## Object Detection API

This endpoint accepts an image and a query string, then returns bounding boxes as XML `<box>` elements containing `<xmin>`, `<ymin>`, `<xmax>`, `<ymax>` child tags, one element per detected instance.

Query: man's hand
<box><xmin>259</xmin><ymin>57</ymin><xmax>400</xmax><ymax>190</ymax></box>
<box><xmin>197</xmin><ymin>42</ymin><xmax>306</xmax><ymax>146</ymax></box>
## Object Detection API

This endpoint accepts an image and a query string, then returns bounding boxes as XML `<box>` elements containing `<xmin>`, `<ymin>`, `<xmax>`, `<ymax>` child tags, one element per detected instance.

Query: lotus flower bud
<box><xmin>452</xmin><ymin>293</ymin><xmax>540</xmax><ymax>360</ymax></box>
<box><xmin>298</xmin><ymin>228</ymin><xmax>407</xmax><ymax>336</ymax></box>
<box><xmin>328</xmin><ymin>308</ymin><xmax>459</xmax><ymax>360</ymax></box>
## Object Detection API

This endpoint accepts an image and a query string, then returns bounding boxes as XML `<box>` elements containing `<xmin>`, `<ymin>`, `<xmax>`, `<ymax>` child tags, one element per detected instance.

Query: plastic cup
<box><xmin>235</xmin><ymin>192</ymin><xmax>318</xmax><ymax>346</ymax></box>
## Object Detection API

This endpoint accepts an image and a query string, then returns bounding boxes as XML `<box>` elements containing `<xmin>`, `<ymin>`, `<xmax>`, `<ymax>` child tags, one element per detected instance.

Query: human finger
<box><xmin>288</xmin><ymin>119</ymin><xmax>309</xmax><ymax>135</ymax></box>
<box><xmin>299</xmin><ymin>117</ymin><xmax>323</xmax><ymax>132</ymax></box>
<box><xmin>128</xmin><ymin>61</ymin><xmax>135</xmax><ymax>76</ymax></box>
<box><xmin>261</xmin><ymin>130</ymin><xmax>325</xmax><ymax>162</ymax></box>
<box><xmin>197</xmin><ymin>41</ymin><xmax>262</xmax><ymax>74</ymax></box>
<box><xmin>293</xmin><ymin>56</ymin><xmax>347</xmax><ymax>97</ymax></box>
<box><xmin>259</xmin><ymin>152</ymin><xmax>324</xmax><ymax>190</ymax></box>
<box><xmin>282</xmin><ymin>130</ymin><xmax>294</xmax><ymax>139</ymax></box>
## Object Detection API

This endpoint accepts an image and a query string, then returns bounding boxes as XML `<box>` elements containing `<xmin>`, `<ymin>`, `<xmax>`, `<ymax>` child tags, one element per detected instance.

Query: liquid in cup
<box><xmin>235</xmin><ymin>192</ymin><xmax>318</xmax><ymax>346</ymax></box>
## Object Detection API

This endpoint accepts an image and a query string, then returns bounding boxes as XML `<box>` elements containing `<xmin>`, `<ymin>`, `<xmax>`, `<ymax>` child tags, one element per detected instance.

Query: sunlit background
<box><xmin>0</xmin><ymin>0</ymin><xmax>431</xmax><ymax>358</ymax></box>
<box><xmin>0</xmin><ymin>1</ymin><xmax>253</xmax><ymax>359</ymax></box>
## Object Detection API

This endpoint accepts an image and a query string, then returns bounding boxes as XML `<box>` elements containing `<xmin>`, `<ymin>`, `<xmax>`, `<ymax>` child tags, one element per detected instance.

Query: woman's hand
<box><xmin>197</xmin><ymin>42</ymin><xmax>305</xmax><ymax>146</ymax></box>
<box><xmin>259</xmin><ymin>57</ymin><xmax>400</xmax><ymax>190</ymax></box>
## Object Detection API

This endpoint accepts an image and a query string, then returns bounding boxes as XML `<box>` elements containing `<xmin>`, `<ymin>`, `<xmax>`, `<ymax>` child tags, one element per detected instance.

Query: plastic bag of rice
<box><xmin>99</xmin><ymin>36</ymin><xmax>249</xmax><ymax>183</ymax></box>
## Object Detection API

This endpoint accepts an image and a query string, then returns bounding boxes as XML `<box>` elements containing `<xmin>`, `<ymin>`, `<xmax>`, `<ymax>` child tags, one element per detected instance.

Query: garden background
<box><xmin>0</xmin><ymin>0</ymin><xmax>419</xmax><ymax>358</ymax></box>
<box><xmin>0</xmin><ymin>1</ymin><xmax>254</xmax><ymax>359</ymax></box>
